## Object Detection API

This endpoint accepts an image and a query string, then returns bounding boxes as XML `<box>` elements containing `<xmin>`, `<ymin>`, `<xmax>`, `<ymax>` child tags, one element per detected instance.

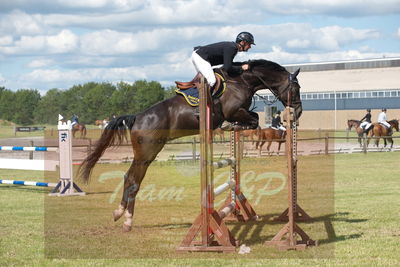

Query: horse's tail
<box><xmin>79</xmin><ymin>115</ymin><xmax>136</xmax><ymax>183</ymax></box>
<box><xmin>366</xmin><ymin>124</ymin><xmax>374</xmax><ymax>136</ymax></box>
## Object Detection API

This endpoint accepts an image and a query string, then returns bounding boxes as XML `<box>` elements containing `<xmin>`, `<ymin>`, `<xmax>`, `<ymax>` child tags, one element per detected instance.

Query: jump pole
<box><xmin>176</xmin><ymin>78</ymin><xmax>257</xmax><ymax>253</ymax></box>
<box><xmin>49</xmin><ymin>115</ymin><xmax>85</xmax><ymax>197</ymax></box>
<box><xmin>264</xmin><ymin>106</ymin><xmax>316</xmax><ymax>250</ymax></box>
<box><xmin>177</xmin><ymin>78</ymin><xmax>237</xmax><ymax>252</ymax></box>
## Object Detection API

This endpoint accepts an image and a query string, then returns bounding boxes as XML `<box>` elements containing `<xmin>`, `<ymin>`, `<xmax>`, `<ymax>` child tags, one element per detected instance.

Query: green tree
<box><xmin>0</xmin><ymin>87</ymin><xmax>16</xmax><ymax>122</ymax></box>
<box><xmin>109</xmin><ymin>81</ymin><xmax>137</xmax><ymax>116</ymax></box>
<box><xmin>13</xmin><ymin>89</ymin><xmax>41</xmax><ymax>125</ymax></box>
<box><xmin>34</xmin><ymin>88</ymin><xmax>63</xmax><ymax>124</ymax></box>
<box><xmin>135</xmin><ymin>80</ymin><xmax>165</xmax><ymax>112</ymax></box>
<box><xmin>163</xmin><ymin>85</ymin><xmax>177</xmax><ymax>100</ymax></box>
<box><xmin>81</xmin><ymin>82</ymin><xmax>116</xmax><ymax>123</ymax></box>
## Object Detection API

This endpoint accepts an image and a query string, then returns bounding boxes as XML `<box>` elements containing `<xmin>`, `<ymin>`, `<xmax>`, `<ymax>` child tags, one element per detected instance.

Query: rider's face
<box><xmin>239</xmin><ymin>41</ymin><xmax>252</xmax><ymax>52</ymax></box>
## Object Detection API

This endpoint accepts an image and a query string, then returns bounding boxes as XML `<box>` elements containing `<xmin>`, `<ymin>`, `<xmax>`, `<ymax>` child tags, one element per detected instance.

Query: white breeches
<box><xmin>379</xmin><ymin>121</ymin><xmax>391</xmax><ymax>128</ymax></box>
<box><xmin>360</xmin><ymin>122</ymin><xmax>371</xmax><ymax>129</ymax></box>
<box><xmin>191</xmin><ymin>51</ymin><xmax>216</xmax><ymax>87</ymax></box>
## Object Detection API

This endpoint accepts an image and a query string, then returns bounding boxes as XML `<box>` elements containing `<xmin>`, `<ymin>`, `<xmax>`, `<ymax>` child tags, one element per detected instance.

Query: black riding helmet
<box><xmin>367</xmin><ymin>109</ymin><xmax>371</xmax><ymax>112</ymax></box>
<box><xmin>236</xmin><ymin>32</ymin><xmax>255</xmax><ymax>45</ymax></box>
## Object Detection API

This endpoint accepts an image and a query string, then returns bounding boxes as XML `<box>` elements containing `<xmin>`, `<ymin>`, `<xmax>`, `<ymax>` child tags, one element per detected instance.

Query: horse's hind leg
<box><xmin>116</xmin><ymin>139</ymin><xmax>165</xmax><ymax>232</ymax></box>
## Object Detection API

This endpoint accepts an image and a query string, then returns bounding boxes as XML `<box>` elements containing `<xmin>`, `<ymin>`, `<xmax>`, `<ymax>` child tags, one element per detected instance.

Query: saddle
<box><xmin>175</xmin><ymin>71</ymin><xmax>224</xmax><ymax>94</ymax></box>
<box><xmin>174</xmin><ymin>71</ymin><xmax>227</xmax><ymax>107</ymax></box>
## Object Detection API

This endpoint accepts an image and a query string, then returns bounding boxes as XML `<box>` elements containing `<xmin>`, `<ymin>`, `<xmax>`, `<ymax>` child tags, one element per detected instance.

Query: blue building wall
<box><xmin>253</xmin><ymin>97</ymin><xmax>400</xmax><ymax>112</ymax></box>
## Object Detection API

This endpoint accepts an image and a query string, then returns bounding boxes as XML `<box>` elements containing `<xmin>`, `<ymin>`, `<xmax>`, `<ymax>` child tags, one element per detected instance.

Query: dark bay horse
<box><xmin>347</xmin><ymin>119</ymin><xmax>364</xmax><ymax>146</ymax></box>
<box><xmin>255</xmin><ymin>128</ymin><xmax>286</xmax><ymax>151</ymax></box>
<box><xmin>368</xmin><ymin>119</ymin><xmax>399</xmax><ymax>148</ymax></box>
<box><xmin>79</xmin><ymin>59</ymin><xmax>303</xmax><ymax>232</ymax></box>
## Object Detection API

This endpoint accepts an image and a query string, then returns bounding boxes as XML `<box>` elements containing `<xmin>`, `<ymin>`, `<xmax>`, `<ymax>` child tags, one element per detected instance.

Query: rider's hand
<box><xmin>242</xmin><ymin>64</ymin><xmax>249</xmax><ymax>71</ymax></box>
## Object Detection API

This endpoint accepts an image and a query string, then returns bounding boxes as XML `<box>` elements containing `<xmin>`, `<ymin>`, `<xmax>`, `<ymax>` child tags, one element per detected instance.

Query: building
<box><xmin>254</xmin><ymin>57</ymin><xmax>400</xmax><ymax>130</ymax></box>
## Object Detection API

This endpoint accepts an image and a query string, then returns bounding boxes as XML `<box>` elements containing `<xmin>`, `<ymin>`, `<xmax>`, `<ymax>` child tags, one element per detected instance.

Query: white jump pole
<box><xmin>49</xmin><ymin>115</ymin><xmax>85</xmax><ymax>196</ymax></box>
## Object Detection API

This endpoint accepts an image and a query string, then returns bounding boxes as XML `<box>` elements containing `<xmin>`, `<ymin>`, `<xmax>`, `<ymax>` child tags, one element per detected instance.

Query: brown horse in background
<box><xmin>368</xmin><ymin>119</ymin><xmax>399</xmax><ymax>148</ymax></box>
<box><xmin>213</xmin><ymin>128</ymin><xmax>225</xmax><ymax>141</ymax></box>
<box><xmin>239</xmin><ymin>126</ymin><xmax>260</xmax><ymax>146</ymax></box>
<box><xmin>72</xmin><ymin>123</ymin><xmax>87</xmax><ymax>138</ymax></box>
<box><xmin>347</xmin><ymin>119</ymin><xmax>364</xmax><ymax>146</ymax></box>
<box><xmin>255</xmin><ymin>127</ymin><xmax>286</xmax><ymax>151</ymax></box>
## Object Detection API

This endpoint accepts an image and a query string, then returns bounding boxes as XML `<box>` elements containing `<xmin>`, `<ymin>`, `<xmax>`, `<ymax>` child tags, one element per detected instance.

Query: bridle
<box><xmin>251</xmin><ymin>70</ymin><xmax>299</xmax><ymax>107</ymax></box>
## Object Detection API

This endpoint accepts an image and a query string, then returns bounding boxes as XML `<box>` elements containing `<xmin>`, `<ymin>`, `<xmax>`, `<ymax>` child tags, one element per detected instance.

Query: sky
<box><xmin>1</xmin><ymin>0</ymin><xmax>400</xmax><ymax>93</ymax></box>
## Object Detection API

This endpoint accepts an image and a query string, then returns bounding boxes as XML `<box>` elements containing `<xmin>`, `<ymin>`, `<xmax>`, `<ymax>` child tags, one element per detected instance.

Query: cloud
<box><xmin>27</xmin><ymin>59</ymin><xmax>54</xmax><ymax>68</ymax></box>
<box><xmin>256</xmin><ymin>0</ymin><xmax>400</xmax><ymax>16</ymax></box>
<box><xmin>1</xmin><ymin>0</ymin><xmax>399</xmax><ymax>91</ymax></box>
<box><xmin>0</xmin><ymin>29</ymin><xmax>78</xmax><ymax>55</ymax></box>
<box><xmin>0</xmin><ymin>10</ymin><xmax>47</xmax><ymax>36</ymax></box>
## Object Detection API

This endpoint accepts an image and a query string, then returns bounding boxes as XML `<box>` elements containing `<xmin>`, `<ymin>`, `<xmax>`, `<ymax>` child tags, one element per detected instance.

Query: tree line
<box><xmin>0</xmin><ymin>81</ymin><xmax>176</xmax><ymax>125</ymax></box>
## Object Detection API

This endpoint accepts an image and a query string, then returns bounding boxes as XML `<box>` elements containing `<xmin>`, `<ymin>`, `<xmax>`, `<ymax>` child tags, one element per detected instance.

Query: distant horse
<box><xmin>347</xmin><ymin>119</ymin><xmax>364</xmax><ymax>146</ymax></box>
<box><xmin>95</xmin><ymin>119</ymin><xmax>109</xmax><ymax>129</ymax></box>
<box><xmin>368</xmin><ymin>119</ymin><xmax>399</xmax><ymax>148</ymax></box>
<box><xmin>72</xmin><ymin>123</ymin><xmax>87</xmax><ymax>138</ymax></box>
<box><xmin>255</xmin><ymin>127</ymin><xmax>286</xmax><ymax>151</ymax></box>
<box><xmin>79</xmin><ymin>59</ymin><xmax>303</xmax><ymax>232</ymax></box>
<box><xmin>239</xmin><ymin>126</ymin><xmax>260</xmax><ymax>146</ymax></box>
<box><xmin>213</xmin><ymin>128</ymin><xmax>225</xmax><ymax>142</ymax></box>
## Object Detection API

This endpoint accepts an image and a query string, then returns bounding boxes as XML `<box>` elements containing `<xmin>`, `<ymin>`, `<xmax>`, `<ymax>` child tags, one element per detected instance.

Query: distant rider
<box><xmin>271</xmin><ymin>111</ymin><xmax>286</xmax><ymax>132</ymax></box>
<box><xmin>71</xmin><ymin>114</ymin><xmax>79</xmax><ymax>128</ymax></box>
<box><xmin>377</xmin><ymin>108</ymin><xmax>392</xmax><ymax>135</ymax></box>
<box><xmin>360</xmin><ymin>109</ymin><xmax>372</xmax><ymax>133</ymax></box>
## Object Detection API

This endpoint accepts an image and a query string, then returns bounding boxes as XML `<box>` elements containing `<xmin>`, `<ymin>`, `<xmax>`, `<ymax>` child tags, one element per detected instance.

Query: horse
<box><xmin>79</xmin><ymin>59</ymin><xmax>303</xmax><ymax>232</ymax></box>
<box><xmin>213</xmin><ymin>128</ymin><xmax>225</xmax><ymax>142</ymax></box>
<box><xmin>95</xmin><ymin>119</ymin><xmax>109</xmax><ymax>129</ymax></box>
<box><xmin>368</xmin><ymin>119</ymin><xmax>399</xmax><ymax>148</ymax></box>
<box><xmin>255</xmin><ymin>127</ymin><xmax>286</xmax><ymax>151</ymax></box>
<box><xmin>71</xmin><ymin>123</ymin><xmax>87</xmax><ymax>138</ymax></box>
<box><xmin>239</xmin><ymin>127</ymin><xmax>260</xmax><ymax>146</ymax></box>
<box><xmin>347</xmin><ymin>119</ymin><xmax>364</xmax><ymax>146</ymax></box>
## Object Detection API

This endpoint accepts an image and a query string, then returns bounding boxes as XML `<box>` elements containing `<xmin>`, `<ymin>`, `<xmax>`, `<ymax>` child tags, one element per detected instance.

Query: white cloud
<box><xmin>1</xmin><ymin>0</ymin><xmax>399</xmax><ymax>91</ymax></box>
<box><xmin>0</xmin><ymin>36</ymin><xmax>13</xmax><ymax>46</ymax></box>
<box><xmin>256</xmin><ymin>0</ymin><xmax>400</xmax><ymax>16</ymax></box>
<box><xmin>0</xmin><ymin>30</ymin><xmax>78</xmax><ymax>55</ymax></box>
<box><xmin>0</xmin><ymin>10</ymin><xmax>47</xmax><ymax>36</ymax></box>
<box><xmin>27</xmin><ymin>59</ymin><xmax>54</xmax><ymax>68</ymax></box>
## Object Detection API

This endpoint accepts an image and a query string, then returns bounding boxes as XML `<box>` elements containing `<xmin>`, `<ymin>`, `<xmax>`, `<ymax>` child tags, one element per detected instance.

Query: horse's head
<box><xmin>390</xmin><ymin>119</ymin><xmax>399</xmax><ymax>131</ymax></box>
<box><xmin>347</xmin><ymin>119</ymin><xmax>360</xmax><ymax>131</ymax></box>
<box><xmin>347</xmin><ymin>120</ymin><xmax>353</xmax><ymax>130</ymax></box>
<box><xmin>247</xmin><ymin>60</ymin><xmax>302</xmax><ymax>120</ymax></box>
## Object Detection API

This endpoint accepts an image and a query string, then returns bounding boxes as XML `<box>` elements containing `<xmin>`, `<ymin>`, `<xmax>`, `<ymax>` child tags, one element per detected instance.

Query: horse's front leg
<box><xmin>228</xmin><ymin>108</ymin><xmax>259</xmax><ymax>129</ymax></box>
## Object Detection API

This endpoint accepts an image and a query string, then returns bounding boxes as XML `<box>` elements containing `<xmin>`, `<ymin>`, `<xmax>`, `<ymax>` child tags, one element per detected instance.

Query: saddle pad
<box><xmin>175</xmin><ymin>86</ymin><xmax>200</xmax><ymax>106</ymax></box>
<box><xmin>175</xmin><ymin>73</ymin><xmax>226</xmax><ymax>107</ymax></box>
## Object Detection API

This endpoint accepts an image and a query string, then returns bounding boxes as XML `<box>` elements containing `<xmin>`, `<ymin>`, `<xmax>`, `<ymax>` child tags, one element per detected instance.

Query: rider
<box><xmin>377</xmin><ymin>108</ymin><xmax>392</xmax><ymax>135</ymax></box>
<box><xmin>71</xmin><ymin>114</ymin><xmax>79</xmax><ymax>127</ymax></box>
<box><xmin>271</xmin><ymin>111</ymin><xmax>286</xmax><ymax>132</ymax></box>
<box><xmin>191</xmin><ymin>32</ymin><xmax>255</xmax><ymax>88</ymax></box>
<box><xmin>360</xmin><ymin>109</ymin><xmax>372</xmax><ymax>133</ymax></box>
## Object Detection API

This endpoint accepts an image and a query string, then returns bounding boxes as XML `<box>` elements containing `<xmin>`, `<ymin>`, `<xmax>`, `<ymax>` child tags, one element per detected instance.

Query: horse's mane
<box><xmin>232</xmin><ymin>59</ymin><xmax>287</xmax><ymax>73</ymax></box>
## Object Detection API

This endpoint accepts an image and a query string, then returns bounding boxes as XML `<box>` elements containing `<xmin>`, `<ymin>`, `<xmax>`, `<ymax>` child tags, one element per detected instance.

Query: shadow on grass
<box><xmin>227</xmin><ymin>212</ymin><xmax>366</xmax><ymax>246</ymax></box>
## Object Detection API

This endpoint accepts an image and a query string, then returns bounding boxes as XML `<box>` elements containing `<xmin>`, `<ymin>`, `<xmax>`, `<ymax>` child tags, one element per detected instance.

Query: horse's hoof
<box><xmin>112</xmin><ymin>209</ymin><xmax>124</xmax><ymax>222</ymax></box>
<box><xmin>122</xmin><ymin>223</ymin><xmax>132</xmax><ymax>232</ymax></box>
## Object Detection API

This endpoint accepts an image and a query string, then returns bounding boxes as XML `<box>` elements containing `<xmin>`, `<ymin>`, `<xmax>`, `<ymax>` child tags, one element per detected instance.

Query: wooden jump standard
<box><xmin>264</xmin><ymin>106</ymin><xmax>317</xmax><ymax>250</ymax></box>
<box><xmin>177</xmin><ymin>78</ymin><xmax>257</xmax><ymax>253</ymax></box>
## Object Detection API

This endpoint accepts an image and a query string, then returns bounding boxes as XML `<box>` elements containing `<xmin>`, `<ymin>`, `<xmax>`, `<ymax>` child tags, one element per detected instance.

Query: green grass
<box><xmin>0</xmin><ymin>152</ymin><xmax>399</xmax><ymax>266</ymax></box>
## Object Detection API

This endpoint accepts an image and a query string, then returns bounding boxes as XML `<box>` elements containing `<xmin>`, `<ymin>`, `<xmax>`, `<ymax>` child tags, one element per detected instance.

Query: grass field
<box><xmin>0</xmin><ymin>151</ymin><xmax>399</xmax><ymax>266</ymax></box>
